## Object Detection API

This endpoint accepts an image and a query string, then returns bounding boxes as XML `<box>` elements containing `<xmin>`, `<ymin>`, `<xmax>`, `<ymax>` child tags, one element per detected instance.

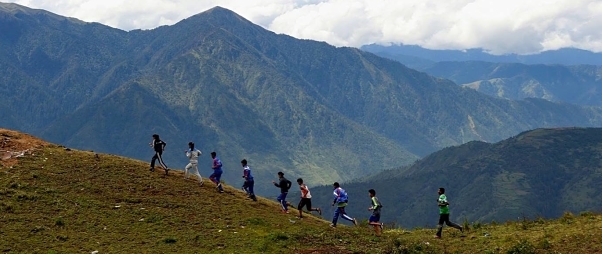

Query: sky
<box><xmin>4</xmin><ymin>0</ymin><xmax>602</xmax><ymax>55</ymax></box>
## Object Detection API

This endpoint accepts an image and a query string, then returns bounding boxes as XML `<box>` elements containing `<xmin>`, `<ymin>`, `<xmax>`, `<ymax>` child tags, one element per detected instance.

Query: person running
<box><xmin>330</xmin><ymin>182</ymin><xmax>357</xmax><ymax>227</ymax></box>
<box><xmin>272</xmin><ymin>172</ymin><xmax>292</xmax><ymax>213</ymax></box>
<box><xmin>296</xmin><ymin>178</ymin><xmax>321</xmax><ymax>218</ymax></box>
<box><xmin>435</xmin><ymin>187</ymin><xmax>463</xmax><ymax>239</ymax></box>
<box><xmin>241</xmin><ymin>159</ymin><xmax>257</xmax><ymax>201</ymax></box>
<box><xmin>184</xmin><ymin>142</ymin><xmax>203</xmax><ymax>186</ymax></box>
<box><xmin>149</xmin><ymin>134</ymin><xmax>169</xmax><ymax>175</ymax></box>
<box><xmin>368</xmin><ymin>189</ymin><xmax>384</xmax><ymax>236</ymax></box>
<box><xmin>210</xmin><ymin>152</ymin><xmax>224</xmax><ymax>193</ymax></box>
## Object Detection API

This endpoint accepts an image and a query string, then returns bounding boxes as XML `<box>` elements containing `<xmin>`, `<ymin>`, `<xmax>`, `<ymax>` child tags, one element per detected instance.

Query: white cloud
<box><xmin>4</xmin><ymin>0</ymin><xmax>602</xmax><ymax>54</ymax></box>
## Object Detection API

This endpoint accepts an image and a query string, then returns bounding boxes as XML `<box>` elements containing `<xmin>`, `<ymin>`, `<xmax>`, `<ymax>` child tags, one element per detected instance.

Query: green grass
<box><xmin>1</xmin><ymin>131</ymin><xmax>602</xmax><ymax>253</ymax></box>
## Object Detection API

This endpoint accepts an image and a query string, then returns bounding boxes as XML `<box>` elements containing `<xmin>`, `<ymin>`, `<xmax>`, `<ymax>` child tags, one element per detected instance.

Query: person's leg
<box><xmin>339</xmin><ymin>207</ymin><xmax>355</xmax><ymax>223</ymax></box>
<box><xmin>156</xmin><ymin>151</ymin><xmax>168</xmax><ymax>174</ymax></box>
<box><xmin>184</xmin><ymin>163</ymin><xmax>192</xmax><ymax>179</ymax></box>
<box><xmin>436</xmin><ymin>214</ymin><xmax>447</xmax><ymax>238</ymax></box>
<box><xmin>215</xmin><ymin>171</ymin><xmax>223</xmax><ymax>192</ymax></box>
<box><xmin>445</xmin><ymin>215</ymin><xmax>463</xmax><ymax>231</ymax></box>
<box><xmin>277</xmin><ymin>193</ymin><xmax>287</xmax><ymax>212</ymax></box>
<box><xmin>306</xmin><ymin>199</ymin><xmax>320</xmax><ymax>213</ymax></box>
<box><xmin>369</xmin><ymin>215</ymin><xmax>382</xmax><ymax>236</ymax></box>
<box><xmin>332</xmin><ymin>207</ymin><xmax>341</xmax><ymax>226</ymax></box>
<box><xmin>242</xmin><ymin>181</ymin><xmax>249</xmax><ymax>194</ymax></box>
<box><xmin>297</xmin><ymin>199</ymin><xmax>305</xmax><ymax>217</ymax></box>
<box><xmin>248</xmin><ymin>180</ymin><xmax>256</xmax><ymax>201</ymax></box>
<box><xmin>282</xmin><ymin>192</ymin><xmax>288</xmax><ymax>211</ymax></box>
<box><xmin>150</xmin><ymin>153</ymin><xmax>158</xmax><ymax>170</ymax></box>
<box><xmin>192</xmin><ymin>163</ymin><xmax>203</xmax><ymax>184</ymax></box>
<box><xmin>209</xmin><ymin>172</ymin><xmax>218</xmax><ymax>184</ymax></box>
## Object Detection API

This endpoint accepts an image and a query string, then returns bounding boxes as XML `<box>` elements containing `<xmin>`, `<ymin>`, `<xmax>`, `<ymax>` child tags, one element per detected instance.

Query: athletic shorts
<box><xmin>369</xmin><ymin>214</ymin><xmax>380</xmax><ymax>223</ymax></box>
<box><xmin>298</xmin><ymin>198</ymin><xmax>312</xmax><ymax>210</ymax></box>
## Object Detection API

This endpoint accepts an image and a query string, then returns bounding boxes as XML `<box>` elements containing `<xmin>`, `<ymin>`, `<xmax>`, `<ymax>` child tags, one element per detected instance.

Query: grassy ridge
<box><xmin>2</xmin><ymin>130</ymin><xmax>602</xmax><ymax>253</ymax></box>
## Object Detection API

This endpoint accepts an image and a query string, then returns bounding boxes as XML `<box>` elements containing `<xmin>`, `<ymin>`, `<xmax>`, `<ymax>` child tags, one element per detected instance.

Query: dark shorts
<box><xmin>298</xmin><ymin>198</ymin><xmax>312</xmax><ymax>210</ymax></box>
<box><xmin>369</xmin><ymin>214</ymin><xmax>380</xmax><ymax>223</ymax></box>
<box><xmin>438</xmin><ymin>214</ymin><xmax>450</xmax><ymax>225</ymax></box>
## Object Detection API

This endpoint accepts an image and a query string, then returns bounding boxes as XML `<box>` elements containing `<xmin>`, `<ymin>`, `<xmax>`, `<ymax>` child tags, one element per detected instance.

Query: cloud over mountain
<box><xmin>6</xmin><ymin>0</ymin><xmax>602</xmax><ymax>54</ymax></box>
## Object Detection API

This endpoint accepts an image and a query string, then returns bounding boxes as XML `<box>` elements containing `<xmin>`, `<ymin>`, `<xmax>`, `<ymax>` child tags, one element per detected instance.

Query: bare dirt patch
<box><xmin>0</xmin><ymin>128</ymin><xmax>50</xmax><ymax>167</ymax></box>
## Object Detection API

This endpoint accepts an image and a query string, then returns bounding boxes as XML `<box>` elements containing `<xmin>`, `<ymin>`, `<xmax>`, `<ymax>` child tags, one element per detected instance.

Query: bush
<box><xmin>506</xmin><ymin>239</ymin><xmax>535</xmax><ymax>254</ymax></box>
<box><xmin>560</xmin><ymin>212</ymin><xmax>574</xmax><ymax>224</ymax></box>
<box><xmin>268</xmin><ymin>232</ymin><xmax>289</xmax><ymax>241</ymax></box>
<box><xmin>462</xmin><ymin>217</ymin><xmax>471</xmax><ymax>232</ymax></box>
<box><xmin>55</xmin><ymin>217</ymin><xmax>65</xmax><ymax>227</ymax></box>
<box><xmin>579</xmin><ymin>211</ymin><xmax>594</xmax><ymax>217</ymax></box>
<box><xmin>472</xmin><ymin>221</ymin><xmax>482</xmax><ymax>230</ymax></box>
<box><xmin>162</xmin><ymin>237</ymin><xmax>177</xmax><ymax>244</ymax></box>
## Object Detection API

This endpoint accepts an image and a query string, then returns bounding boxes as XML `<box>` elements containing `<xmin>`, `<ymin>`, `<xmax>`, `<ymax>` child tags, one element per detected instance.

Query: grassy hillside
<box><xmin>2</xmin><ymin>129</ymin><xmax>602</xmax><ymax>253</ymax></box>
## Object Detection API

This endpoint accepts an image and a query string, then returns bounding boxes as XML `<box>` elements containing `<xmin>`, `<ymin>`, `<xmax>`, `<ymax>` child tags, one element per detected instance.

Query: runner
<box><xmin>330</xmin><ymin>182</ymin><xmax>357</xmax><ymax>227</ymax></box>
<box><xmin>296</xmin><ymin>178</ymin><xmax>322</xmax><ymax>218</ymax></box>
<box><xmin>435</xmin><ymin>187</ymin><xmax>463</xmax><ymax>239</ymax></box>
<box><xmin>184</xmin><ymin>142</ymin><xmax>203</xmax><ymax>185</ymax></box>
<box><xmin>210</xmin><ymin>152</ymin><xmax>224</xmax><ymax>193</ymax></box>
<box><xmin>367</xmin><ymin>189</ymin><xmax>384</xmax><ymax>236</ymax></box>
<box><xmin>149</xmin><ymin>134</ymin><xmax>169</xmax><ymax>175</ymax></box>
<box><xmin>272</xmin><ymin>172</ymin><xmax>292</xmax><ymax>213</ymax></box>
<box><xmin>241</xmin><ymin>159</ymin><xmax>257</xmax><ymax>201</ymax></box>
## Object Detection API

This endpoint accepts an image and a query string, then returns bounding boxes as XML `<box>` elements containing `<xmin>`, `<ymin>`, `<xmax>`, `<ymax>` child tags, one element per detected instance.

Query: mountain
<box><xmin>361</xmin><ymin>44</ymin><xmax>602</xmax><ymax>67</ymax></box>
<box><xmin>420</xmin><ymin>62</ymin><xmax>602</xmax><ymax>107</ymax></box>
<box><xmin>309</xmin><ymin>127</ymin><xmax>602</xmax><ymax>228</ymax></box>
<box><xmin>2</xmin><ymin>3</ymin><xmax>602</xmax><ymax>195</ymax></box>
<box><xmin>3</xmin><ymin>128</ymin><xmax>602</xmax><ymax>253</ymax></box>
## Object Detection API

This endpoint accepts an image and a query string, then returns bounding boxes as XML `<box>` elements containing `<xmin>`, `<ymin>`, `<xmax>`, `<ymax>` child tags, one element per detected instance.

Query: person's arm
<box><xmin>243</xmin><ymin>168</ymin><xmax>249</xmax><ymax>179</ymax></box>
<box><xmin>161</xmin><ymin>141</ymin><xmax>166</xmax><ymax>151</ymax></box>
<box><xmin>332</xmin><ymin>189</ymin><xmax>339</xmax><ymax>206</ymax></box>
<box><xmin>300</xmin><ymin>184</ymin><xmax>307</xmax><ymax>194</ymax></box>
<box><xmin>372</xmin><ymin>197</ymin><xmax>379</xmax><ymax>210</ymax></box>
<box><xmin>438</xmin><ymin>196</ymin><xmax>449</xmax><ymax>206</ymax></box>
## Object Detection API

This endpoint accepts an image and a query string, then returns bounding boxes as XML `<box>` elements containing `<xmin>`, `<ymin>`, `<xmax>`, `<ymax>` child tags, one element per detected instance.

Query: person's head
<box><xmin>277</xmin><ymin>172</ymin><xmax>284</xmax><ymax>178</ymax></box>
<box><xmin>438</xmin><ymin>187</ymin><xmax>445</xmax><ymax>195</ymax></box>
<box><xmin>152</xmin><ymin>134</ymin><xmax>159</xmax><ymax>140</ymax></box>
<box><xmin>241</xmin><ymin>159</ymin><xmax>247</xmax><ymax>166</ymax></box>
<box><xmin>211</xmin><ymin>152</ymin><xmax>217</xmax><ymax>158</ymax></box>
<box><xmin>333</xmin><ymin>182</ymin><xmax>340</xmax><ymax>189</ymax></box>
<box><xmin>297</xmin><ymin>178</ymin><xmax>303</xmax><ymax>185</ymax></box>
<box><xmin>188</xmin><ymin>142</ymin><xmax>194</xmax><ymax>149</ymax></box>
<box><xmin>369</xmin><ymin>189</ymin><xmax>376</xmax><ymax>197</ymax></box>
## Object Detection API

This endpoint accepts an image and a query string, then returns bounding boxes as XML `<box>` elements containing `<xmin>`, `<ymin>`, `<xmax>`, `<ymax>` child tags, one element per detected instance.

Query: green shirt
<box><xmin>438</xmin><ymin>194</ymin><xmax>449</xmax><ymax>214</ymax></box>
<box><xmin>371</xmin><ymin>196</ymin><xmax>382</xmax><ymax>215</ymax></box>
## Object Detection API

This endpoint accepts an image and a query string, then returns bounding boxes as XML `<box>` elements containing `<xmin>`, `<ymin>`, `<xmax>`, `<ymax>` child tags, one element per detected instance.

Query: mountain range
<box><xmin>309</xmin><ymin>127</ymin><xmax>602</xmax><ymax>228</ymax></box>
<box><xmin>362</xmin><ymin>44</ymin><xmax>602</xmax><ymax>107</ymax></box>
<box><xmin>361</xmin><ymin>44</ymin><xmax>602</xmax><ymax>66</ymax></box>
<box><xmin>2</xmin><ymin>3</ymin><xmax>602</xmax><ymax>195</ymax></box>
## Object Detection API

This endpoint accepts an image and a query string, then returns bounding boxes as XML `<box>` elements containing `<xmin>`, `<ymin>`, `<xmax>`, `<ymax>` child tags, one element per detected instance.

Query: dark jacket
<box><xmin>274</xmin><ymin>177</ymin><xmax>292</xmax><ymax>193</ymax></box>
<box><xmin>152</xmin><ymin>139</ymin><xmax>166</xmax><ymax>152</ymax></box>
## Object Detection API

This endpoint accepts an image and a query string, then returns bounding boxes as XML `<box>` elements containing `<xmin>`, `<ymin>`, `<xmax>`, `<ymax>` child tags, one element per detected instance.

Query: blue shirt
<box><xmin>333</xmin><ymin>187</ymin><xmax>348</xmax><ymax>203</ymax></box>
<box><xmin>243</xmin><ymin>165</ymin><xmax>253</xmax><ymax>180</ymax></box>
<box><xmin>213</xmin><ymin>157</ymin><xmax>222</xmax><ymax>171</ymax></box>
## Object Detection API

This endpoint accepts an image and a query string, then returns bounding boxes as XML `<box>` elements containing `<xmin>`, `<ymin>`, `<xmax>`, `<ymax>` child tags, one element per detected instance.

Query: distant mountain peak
<box><xmin>176</xmin><ymin>5</ymin><xmax>256</xmax><ymax>29</ymax></box>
